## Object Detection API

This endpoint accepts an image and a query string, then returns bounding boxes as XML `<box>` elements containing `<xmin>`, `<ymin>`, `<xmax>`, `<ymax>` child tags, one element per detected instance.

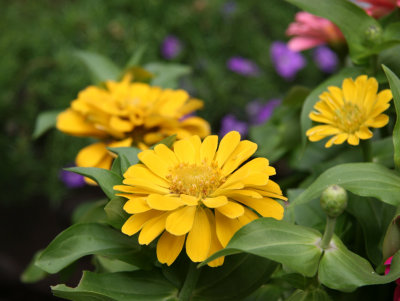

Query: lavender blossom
<box><xmin>59</xmin><ymin>166</ymin><xmax>85</xmax><ymax>188</ymax></box>
<box><xmin>247</xmin><ymin>99</ymin><xmax>281</xmax><ymax>125</ymax></box>
<box><xmin>270</xmin><ymin>41</ymin><xmax>305</xmax><ymax>80</ymax></box>
<box><xmin>219</xmin><ymin>114</ymin><xmax>248</xmax><ymax>137</ymax></box>
<box><xmin>227</xmin><ymin>56</ymin><xmax>261</xmax><ymax>77</ymax></box>
<box><xmin>161</xmin><ymin>35</ymin><xmax>183</xmax><ymax>60</ymax></box>
<box><xmin>313</xmin><ymin>46</ymin><xmax>338</xmax><ymax>73</ymax></box>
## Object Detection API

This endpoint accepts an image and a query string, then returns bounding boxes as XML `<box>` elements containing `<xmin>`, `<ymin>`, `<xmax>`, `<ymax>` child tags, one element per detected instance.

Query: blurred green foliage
<box><xmin>1</xmin><ymin>0</ymin><xmax>330</xmax><ymax>204</ymax></box>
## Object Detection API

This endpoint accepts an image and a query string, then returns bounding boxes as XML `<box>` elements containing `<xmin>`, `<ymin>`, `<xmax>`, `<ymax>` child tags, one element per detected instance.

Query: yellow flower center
<box><xmin>334</xmin><ymin>102</ymin><xmax>364</xmax><ymax>133</ymax></box>
<box><xmin>167</xmin><ymin>161</ymin><xmax>225</xmax><ymax>198</ymax></box>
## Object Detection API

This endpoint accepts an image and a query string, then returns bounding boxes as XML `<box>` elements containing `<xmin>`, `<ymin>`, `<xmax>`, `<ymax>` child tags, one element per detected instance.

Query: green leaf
<box><xmin>286</xmin><ymin>288</ymin><xmax>332</xmax><ymax>301</ymax></box>
<box><xmin>282</xmin><ymin>85</ymin><xmax>310</xmax><ymax>107</ymax></box>
<box><xmin>300</xmin><ymin>68</ymin><xmax>362</xmax><ymax>146</ymax></box>
<box><xmin>383</xmin><ymin>213</ymin><xmax>400</xmax><ymax>260</ymax></box>
<box><xmin>72</xmin><ymin>200</ymin><xmax>108</xmax><ymax>224</ymax></box>
<box><xmin>104</xmin><ymin>196</ymin><xmax>130</xmax><ymax>229</ymax></box>
<box><xmin>93</xmin><ymin>255</ymin><xmax>138</xmax><ymax>273</ymax></box>
<box><xmin>242</xmin><ymin>284</ymin><xmax>283</xmax><ymax>301</ymax></box>
<box><xmin>318</xmin><ymin>236</ymin><xmax>400</xmax><ymax>292</ymax></box>
<box><xmin>286</xmin><ymin>0</ymin><xmax>381</xmax><ymax>62</ymax></box>
<box><xmin>125</xmin><ymin>45</ymin><xmax>147</xmax><ymax>68</ymax></box>
<box><xmin>52</xmin><ymin>270</ymin><xmax>178</xmax><ymax>301</ymax></box>
<box><xmin>151</xmin><ymin>135</ymin><xmax>177</xmax><ymax>149</ymax></box>
<box><xmin>108</xmin><ymin>146</ymin><xmax>141</xmax><ymax>173</ymax></box>
<box><xmin>383</xmin><ymin>22</ymin><xmax>400</xmax><ymax>42</ymax></box>
<box><xmin>371</xmin><ymin>137</ymin><xmax>394</xmax><ymax>168</ymax></box>
<box><xmin>32</xmin><ymin>110</ymin><xmax>61</xmax><ymax>139</ymax></box>
<box><xmin>36</xmin><ymin>223</ymin><xmax>151</xmax><ymax>273</ymax></box>
<box><xmin>291</xmin><ymin>163</ymin><xmax>400</xmax><ymax>207</ymax></box>
<box><xmin>383</xmin><ymin>65</ymin><xmax>400</xmax><ymax>170</ymax></box>
<box><xmin>145</xmin><ymin>62</ymin><xmax>191</xmax><ymax>89</ymax></box>
<box><xmin>74</xmin><ymin>50</ymin><xmax>121</xmax><ymax>84</ymax></box>
<box><xmin>346</xmin><ymin>194</ymin><xmax>395</xmax><ymax>265</ymax></box>
<box><xmin>65</xmin><ymin>167</ymin><xmax>122</xmax><ymax>200</ymax></box>
<box><xmin>193</xmin><ymin>254</ymin><xmax>277</xmax><ymax>301</ymax></box>
<box><xmin>201</xmin><ymin>218</ymin><xmax>323</xmax><ymax>277</ymax></box>
<box><xmin>20</xmin><ymin>250</ymin><xmax>48</xmax><ymax>283</ymax></box>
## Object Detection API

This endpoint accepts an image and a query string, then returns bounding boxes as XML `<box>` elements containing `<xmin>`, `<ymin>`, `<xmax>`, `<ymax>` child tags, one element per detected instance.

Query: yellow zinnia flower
<box><xmin>114</xmin><ymin>131</ymin><xmax>287</xmax><ymax>267</ymax></box>
<box><xmin>306</xmin><ymin>75</ymin><xmax>392</xmax><ymax>147</ymax></box>
<box><xmin>57</xmin><ymin>75</ymin><xmax>210</xmax><ymax>175</ymax></box>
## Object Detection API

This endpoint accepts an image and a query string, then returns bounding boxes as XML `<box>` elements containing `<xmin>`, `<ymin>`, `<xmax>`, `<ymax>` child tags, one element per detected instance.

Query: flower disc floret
<box><xmin>114</xmin><ymin>131</ymin><xmax>287</xmax><ymax>267</ymax></box>
<box><xmin>306</xmin><ymin>75</ymin><xmax>392</xmax><ymax>147</ymax></box>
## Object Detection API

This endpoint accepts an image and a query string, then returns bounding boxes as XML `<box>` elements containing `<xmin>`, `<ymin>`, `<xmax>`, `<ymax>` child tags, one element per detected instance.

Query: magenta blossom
<box><xmin>246</xmin><ymin>99</ymin><xmax>281</xmax><ymax>125</ymax></box>
<box><xmin>286</xmin><ymin>12</ymin><xmax>345</xmax><ymax>51</ymax></box>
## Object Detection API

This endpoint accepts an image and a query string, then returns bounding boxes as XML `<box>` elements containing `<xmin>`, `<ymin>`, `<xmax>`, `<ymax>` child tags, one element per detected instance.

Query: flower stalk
<box><xmin>320</xmin><ymin>216</ymin><xmax>337</xmax><ymax>250</ymax></box>
<box><xmin>179</xmin><ymin>262</ymin><xmax>202</xmax><ymax>301</ymax></box>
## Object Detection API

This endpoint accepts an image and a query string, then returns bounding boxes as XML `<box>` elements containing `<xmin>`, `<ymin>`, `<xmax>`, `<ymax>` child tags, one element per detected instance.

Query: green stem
<box><xmin>361</xmin><ymin>139</ymin><xmax>372</xmax><ymax>162</ymax></box>
<box><xmin>179</xmin><ymin>262</ymin><xmax>201</xmax><ymax>301</ymax></box>
<box><xmin>321</xmin><ymin>216</ymin><xmax>337</xmax><ymax>250</ymax></box>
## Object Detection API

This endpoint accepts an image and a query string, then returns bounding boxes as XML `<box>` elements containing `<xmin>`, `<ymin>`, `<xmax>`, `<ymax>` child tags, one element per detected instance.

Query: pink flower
<box><xmin>358</xmin><ymin>0</ymin><xmax>400</xmax><ymax>18</ymax></box>
<box><xmin>286</xmin><ymin>12</ymin><xmax>345</xmax><ymax>52</ymax></box>
<box><xmin>385</xmin><ymin>256</ymin><xmax>400</xmax><ymax>301</ymax></box>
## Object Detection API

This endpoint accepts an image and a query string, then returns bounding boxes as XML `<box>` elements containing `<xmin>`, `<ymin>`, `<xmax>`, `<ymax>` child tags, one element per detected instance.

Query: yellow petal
<box><xmin>156</xmin><ymin>232</ymin><xmax>186</xmax><ymax>266</ymax></box>
<box><xmin>138</xmin><ymin>213</ymin><xmax>168</xmax><ymax>245</ymax></box>
<box><xmin>123</xmin><ymin>178</ymin><xmax>170</xmax><ymax>194</ymax></box>
<box><xmin>180</xmin><ymin>194</ymin><xmax>199</xmax><ymax>206</ymax></box>
<box><xmin>76</xmin><ymin>142</ymin><xmax>108</xmax><ymax>167</ymax></box>
<box><xmin>165</xmin><ymin>206</ymin><xmax>196</xmax><ymax>235</ymax></box>
<box><xmin>216</xmin><ymin>201</ymin><xmax>244</xmax><ymax>219</ymax></box>
<box><xmin>124</xmin><ymin>197</ymin><xmax>151</xmax><ymax>214</ymax></box>
<box><xmin>356</xmin><ymin>126</ymin><xmax>373</xmax><ymax>140</ymax></box>
<box><xmin>186</xmin><ymin>207</ymin><xmax>211</xmax><ymax>262</ymax></box>
<box><xmin>56</xmin><ymin>109</ymin><xmax>106</xmax><ymax>138</ymax></box>
<box><xmin>138</xmin><ymin>150</ymin><xmax>170</xmax><ymax>179</ymax></box>
<box><xmin>238</xmin><ymin>207</ymin><xmax>259</xmax><ymax>225</ymax></box>
<box><xmin>347</xmin><ymin>134</ymin><xmax>360</xmax><ymax>146</ymax></box>
<box><xmin>200</xmin><ymin>135</ymin><xmax>218</xmax><ymax>162</ymax></box>
<box><xmin>215</xmin><ymin>131</ymin><xmax>241</xmax><ymax>168</ymax></box>
<box><xmin>123</xmin><ymin>164</ymin><xmax>169</xmax><ymax>188</ymax></box>
<box><xmin>366</xmin><ymin>114</ymin><xmax>389</xmax><ymax>128</ymax></box>
<box><xmin>173</xmin><ymin>138</ymin><xmax>196</xmax><ymax>164</ymax></box>
<box><xmin>221</xmin><ymin>140</ymin><xmax>258</xmax><ymax>176</ymax></box>
<box><xmin>154</xmin><ymin>144</ymin><xmax>178</xmax><ymax>167</ymax></box>
<box><xmin>179</xmin><ymin>117</ymin><xmax>211</xmax><ymax>138</ymax></box>
<box><xmin>342</xmin><ymin>78</ymin><xmax>356</xmax><ymax>102</ymax></box>
<box><xmin>215</xmin><ymin>210</ymin><xmax>241</xmax><ymax>247</ymax></box>
<box><xmin>121</xmin><ymin>210</ymin><xmax>163</xmax><ymax>236</ymax></box>
<box><xmin>202</xmin><ymin>196</ymin><xmax>228</xmax><ymax>208</ymax></box>
<box><xmin>147</xmin><ymin>194</ymin><xmax>184</xmax><ymax>211</ymax></box>
<box><xmin>204</xmin><ymin>209</ymin><xmax>224</xmax><ymax>267</ymax></box>
<box><xmin>109</xmin><ymin>116</ymin><xmax>134</xmax><ymax>133</ymax></box>
<box><xmin>237</xmin><ymin>197</ymin><xmax>284</xmax><ymax>220</ymax></box>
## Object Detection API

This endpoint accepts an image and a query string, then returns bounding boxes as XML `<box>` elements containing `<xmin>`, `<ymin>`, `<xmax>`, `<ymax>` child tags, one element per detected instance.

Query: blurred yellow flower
<box><xmin>306</xmin><ymin>75</ymin><xmax>392</xmax><ymax>147</ymax></box>
<box><xmin>114</xmin><ymin>131</ymin><xmax>287</xmax><ymax>267</ymax></box>
<box><xmin>57</xmin><ymin>75</ymin><xmax>210</xmax><ymax>176</ymax></box>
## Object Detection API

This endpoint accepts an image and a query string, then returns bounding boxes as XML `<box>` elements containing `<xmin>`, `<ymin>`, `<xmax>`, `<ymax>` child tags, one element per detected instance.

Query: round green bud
<box><xmin>320</xmin><ymin>185</ymin><xmax>348</xmax><ymax>218</ymax></box>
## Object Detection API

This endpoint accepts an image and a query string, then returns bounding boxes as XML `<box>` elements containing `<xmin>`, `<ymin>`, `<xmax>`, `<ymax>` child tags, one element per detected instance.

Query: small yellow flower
<box><xmin>114</xmin><ymin>131</ymin><xmax>287</xmax><ymax>267</ymax></box>
<box><xmin>57</xmin><ymin>75</ymin><xmax>210</xmax><ymax>175</ymax></box>
<box><xmin>306</xmin><ymin>75</ymin><xmax>392</xmax><ymax>147</ymax></box>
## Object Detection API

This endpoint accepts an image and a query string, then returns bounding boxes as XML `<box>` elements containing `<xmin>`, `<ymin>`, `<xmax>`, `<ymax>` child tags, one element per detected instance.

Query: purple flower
<box><xmin>59</xmin><ymin>165</ymin><xmax>85</xmax><ymax>188</ymax></box>
<box><xmin>219</xmin><ymin>114</ymin><xmax>248</xmax><ymax>137</ymax></box>
<box><xmin>161</xmin><ymin>35</ymin><xmax>182</xmax><ymax>60</ymax></box>
<box><xmin>313</xmin><ymin>46</ymin><xmax>338</xmax><ymax>73</ymax></box>
<box><xmin>227</xmin><ymin>56</ymin><xmax>261</xmax><ymax>77</ymax></box>
<box><xmin>247</xmin><ymin>99</ymin><xmax>281</xmax><ymax>125</ymax></box>
<box><xmin>270</xmin><ymin>41</ymin><xmax>305</xmax><ymax>80</ymax></box>
<box><xmin>221</xmin><ymin>1</ymin><xmax>237</xmax><ymax>17</ymax></box>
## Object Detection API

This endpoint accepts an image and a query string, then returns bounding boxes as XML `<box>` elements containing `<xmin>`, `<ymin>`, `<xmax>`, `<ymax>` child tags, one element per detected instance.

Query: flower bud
<box><xmin>320</xmin><ymin>185</ymin><xmax>348</xmax><ymax>218</ymax></box>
